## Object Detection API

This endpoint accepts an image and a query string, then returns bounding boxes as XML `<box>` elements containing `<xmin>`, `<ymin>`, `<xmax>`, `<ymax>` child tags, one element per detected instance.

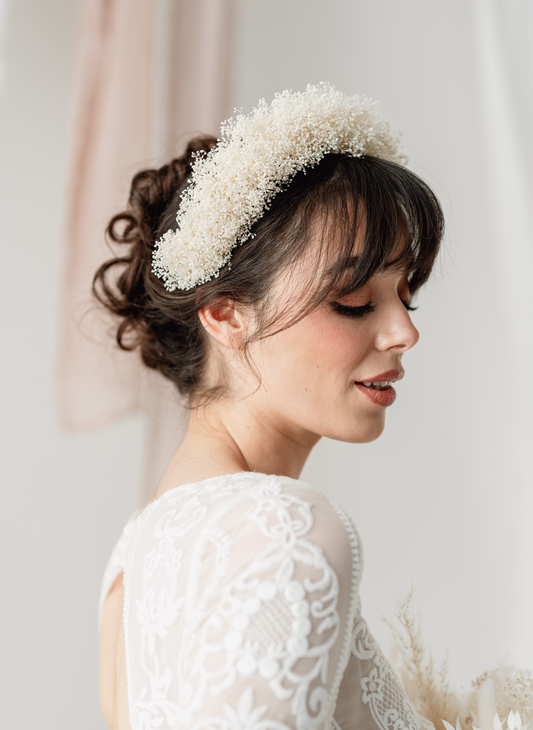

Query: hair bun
<box><xmin>92</xmin><ymin>136</ymin><xmax>217</xmax><ymax>380</ymax></box>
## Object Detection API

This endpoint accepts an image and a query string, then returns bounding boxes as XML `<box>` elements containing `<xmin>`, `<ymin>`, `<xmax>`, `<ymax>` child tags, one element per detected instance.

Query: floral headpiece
<box><xmin>152</xmin><ymin>83</ymin><xmax>406</xmax><ymax>292</ymax></box>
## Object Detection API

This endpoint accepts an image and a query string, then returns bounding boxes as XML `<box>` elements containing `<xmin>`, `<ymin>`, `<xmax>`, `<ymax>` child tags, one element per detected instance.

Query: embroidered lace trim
<box><xmin>352</xmin><ymin>606</ymin><xmax>421</xmax><ymax>730</ymax></box>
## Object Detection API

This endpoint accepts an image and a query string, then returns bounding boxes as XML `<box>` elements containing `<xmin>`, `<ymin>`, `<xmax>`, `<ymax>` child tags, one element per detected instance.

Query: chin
<box><xmin>322</xmin><ymin>415</ymin><xmax>387</xmax><ymax>444</ymax></box>
<box><xmin>353</xmin><ymin>426</ymin><xmax>385</xmax><ymax>443</ymax></box>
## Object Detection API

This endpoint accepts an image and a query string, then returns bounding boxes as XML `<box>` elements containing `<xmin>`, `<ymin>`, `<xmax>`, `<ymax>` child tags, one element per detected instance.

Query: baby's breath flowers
<box><xmin>152</xmin><ymin>83</ymin><xmax>405</xmax><ymax>292</ymax></box>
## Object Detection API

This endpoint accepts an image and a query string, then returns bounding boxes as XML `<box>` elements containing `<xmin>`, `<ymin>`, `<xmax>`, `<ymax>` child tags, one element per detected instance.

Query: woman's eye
<box><xmin>331</xmin><ymin>301</ymin><xmax>376</xmax><ymax>318</ymax></box>
<box><xmin>401</xmin><ymin>300</ymin><xmax>417</xmax><ymax>312</ymax></box>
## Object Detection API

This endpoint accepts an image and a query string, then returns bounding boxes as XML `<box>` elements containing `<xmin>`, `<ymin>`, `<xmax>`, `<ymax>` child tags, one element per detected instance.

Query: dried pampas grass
<box><xmin>384</xmin><ymin>587</ymin><xmax>459</xmax><ymax>730</ymax></box>
<box><xmin>385</xmin><ymin>589</ymin><xmax>533</xmax><ymax>730</ymax></box>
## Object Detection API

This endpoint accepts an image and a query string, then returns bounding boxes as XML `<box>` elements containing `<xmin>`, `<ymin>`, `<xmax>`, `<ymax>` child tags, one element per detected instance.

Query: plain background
<box><xmin>1</xmin><ymin>1</ymin><xmax>532</xmax><ymax>727</ymax></box>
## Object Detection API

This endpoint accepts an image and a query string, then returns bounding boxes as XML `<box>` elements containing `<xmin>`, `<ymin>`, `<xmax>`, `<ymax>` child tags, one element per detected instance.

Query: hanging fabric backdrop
<box><xmin>58</xmin><ymin>0</ymin><xmax>236</xmax><ymax>495</ymax></box>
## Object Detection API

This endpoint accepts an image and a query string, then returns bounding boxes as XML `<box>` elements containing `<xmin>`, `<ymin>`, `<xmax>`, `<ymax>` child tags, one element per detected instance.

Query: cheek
<box><xmin>265</xmin><ymin>310</ymin><xmax>370</xmax><ymax>391</ymax></box>
<box><xmin>316</xmin><ymin>318</ymin><xmax>369</xmax><ymax>366</ymax></box>
<box><xmin>301</xmin><ymin>310</ymin><xmax>370</xmax><ymax>367</ymax></box>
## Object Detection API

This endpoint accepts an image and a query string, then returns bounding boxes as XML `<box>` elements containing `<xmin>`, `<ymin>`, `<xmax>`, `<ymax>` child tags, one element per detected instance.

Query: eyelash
<box><xmin>332</xmin><ymin>302</ymin><xmax>376</xmax><ymax>317</ymax></box>
<box><xmin>331</xmin><ymin>300</ymin><xmax>417</xmax><ymax>317</ymax></box>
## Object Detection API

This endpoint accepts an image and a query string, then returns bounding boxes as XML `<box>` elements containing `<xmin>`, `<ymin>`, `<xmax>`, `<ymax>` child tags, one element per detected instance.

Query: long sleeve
<box><xmin>332</xmin><ymin>604</ymin><xmax>428</xmax><ymax>730</ymax></box>
<box><xmin>121</xmin><ymin>473</ymin><xmax>362</xmax><ymax>729</ymax></box>
<box><xmin>116</xmin><ymin>472</ymin><xmax>428</xmax><ymax>730</ymax></box>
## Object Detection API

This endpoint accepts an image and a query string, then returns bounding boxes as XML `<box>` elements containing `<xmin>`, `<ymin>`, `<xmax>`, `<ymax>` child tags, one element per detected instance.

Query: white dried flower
<box><xmin>152</xmin><ymin>82</ymin><xmax>406</xmax><ymax>291</ymax></box>
<box><xmin>443</xmin><ymin>712</ymin><xmax>533</xmax><ymax>730</ymax></box>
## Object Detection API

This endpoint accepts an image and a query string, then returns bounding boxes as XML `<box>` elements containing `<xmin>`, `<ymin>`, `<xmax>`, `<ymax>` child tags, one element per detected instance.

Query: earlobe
<box><xmin>198</xmin><ymin>301</ymin><xmax>247</xmax><ymax>349</ymax></box>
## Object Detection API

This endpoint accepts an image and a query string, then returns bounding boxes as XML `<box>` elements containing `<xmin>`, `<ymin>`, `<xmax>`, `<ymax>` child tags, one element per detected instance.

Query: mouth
<box><xmin>358</xmin><ymin>380</ymin><xmax>394</xmax><ymax>391</ymax></box>
<box><xmin>354</xmin><ymin>370</ymin><xmax>404</xmax><ymax>407</ymax></box>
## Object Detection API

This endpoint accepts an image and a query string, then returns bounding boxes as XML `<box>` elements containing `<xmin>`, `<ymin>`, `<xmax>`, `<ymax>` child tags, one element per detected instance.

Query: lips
<box><xmin>354</xmin><ymin>369</ymin><xmax>404</xmax><ymax>408</ymax></box>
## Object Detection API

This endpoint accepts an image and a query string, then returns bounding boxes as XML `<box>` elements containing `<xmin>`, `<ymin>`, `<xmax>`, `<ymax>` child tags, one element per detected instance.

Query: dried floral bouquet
<box><xmin>386</xmin><ymin>590</ymin><xmax>533</xmax><ymax>730</ymax></box>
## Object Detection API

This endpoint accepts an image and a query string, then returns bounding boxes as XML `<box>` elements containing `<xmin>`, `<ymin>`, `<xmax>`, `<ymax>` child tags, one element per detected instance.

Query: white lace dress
<box><xmin>99</xmin><ymin>471</ymin><xmax>428</xmax><ymax>730</ymax></box>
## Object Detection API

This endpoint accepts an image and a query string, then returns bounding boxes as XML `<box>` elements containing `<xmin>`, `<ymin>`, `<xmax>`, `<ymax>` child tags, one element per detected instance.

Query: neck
<box><xmin>155</xmin><ymin>396</ymin><xmax>320</xmax><ymax>498</ymax></box>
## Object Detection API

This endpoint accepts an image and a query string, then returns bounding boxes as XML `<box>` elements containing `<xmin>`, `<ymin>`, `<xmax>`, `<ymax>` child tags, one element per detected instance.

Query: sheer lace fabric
<box><xmin>99</xmin><ymin>472</ymin><xmax>427</xmax><ymax>730</ymax></box>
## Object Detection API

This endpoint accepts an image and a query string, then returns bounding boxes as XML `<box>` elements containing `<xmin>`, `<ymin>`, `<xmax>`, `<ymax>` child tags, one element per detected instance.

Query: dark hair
<box><xmin>93</xmin><ymin>135</ymin><xmax>444</xmax><ymax>404</ymax></box>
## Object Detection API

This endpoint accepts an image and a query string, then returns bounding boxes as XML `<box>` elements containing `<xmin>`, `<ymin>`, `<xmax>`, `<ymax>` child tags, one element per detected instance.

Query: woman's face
<box><xmin>239</xmin><ymin>237</ymin><xmax>420</xmax><ymax>445</ymax></box>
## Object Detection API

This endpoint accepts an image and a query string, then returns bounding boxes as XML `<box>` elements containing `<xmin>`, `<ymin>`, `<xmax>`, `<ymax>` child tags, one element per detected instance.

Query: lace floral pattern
<box><xmin>122</xmin><ymin>474</ymin><xmax>360</xmax><ymax>729</ymax></box>
<box><xmin>99</xmin><ymin>472</ymin><xmax>427</xmax><ymax>730</ymax></box>
<box><xmin>352</xmin><ymin>607</ymin><xmax>420</xmax><ymax>730</ymax></box>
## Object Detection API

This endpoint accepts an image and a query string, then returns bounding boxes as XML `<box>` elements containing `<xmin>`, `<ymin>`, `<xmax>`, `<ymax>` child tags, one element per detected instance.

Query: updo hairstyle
<box><xmin>93</xmin><ymin>136</ymin><xmax>444</xmax><ymax>405</ymax></box>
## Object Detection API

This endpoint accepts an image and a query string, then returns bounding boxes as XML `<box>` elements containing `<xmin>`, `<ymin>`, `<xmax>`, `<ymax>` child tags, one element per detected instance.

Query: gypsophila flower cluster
<box><xmin>152</xmin><ymin>82</ymin><xmax>406</xmax><ymax>291</ymax></box>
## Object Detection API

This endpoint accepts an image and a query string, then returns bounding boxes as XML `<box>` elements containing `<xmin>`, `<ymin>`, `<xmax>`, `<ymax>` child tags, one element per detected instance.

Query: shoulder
<box><xmin>273</xmin><ymin>474</ymin><xmax>364</xmax><ymax>583</ymax></box>
<box><xmin>264</xmin><ymin>473</ymin><xmax>361</xmax><ymax>548</ymax></box>
<box><xmin>129</xmin><ymin>471</ymin><xmax>363</xmax><ymax>593</ymax></box>
<box><xmin>120</xmin><ymin>472</ymin><xmax>364</xmax><ymax>729</ymax></box>
<box><xmin>138</xmin><ymin>471</ymin><xmax>360</xmax><ymax>539</ymax></box>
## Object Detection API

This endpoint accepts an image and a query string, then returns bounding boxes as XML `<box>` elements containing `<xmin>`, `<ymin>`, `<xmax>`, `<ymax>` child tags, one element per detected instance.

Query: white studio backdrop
<box><xmin>0</xmin><ymin>1</ymin><xmax>531</xmax><ymax>728</ymax></box>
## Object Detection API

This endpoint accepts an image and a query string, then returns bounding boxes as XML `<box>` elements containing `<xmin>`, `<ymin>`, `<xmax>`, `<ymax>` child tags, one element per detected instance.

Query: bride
<box><xmin>95</xmin><ymin>84</ymin><xmax>444</xmax><ymax>730</ymax></box>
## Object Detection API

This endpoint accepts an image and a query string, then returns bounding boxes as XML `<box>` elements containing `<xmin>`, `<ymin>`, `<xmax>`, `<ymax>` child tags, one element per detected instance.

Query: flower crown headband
<box><xmin>152</xmin><ymin>83</ymin><xmax>406</xmax><ymax>292</ymax></box>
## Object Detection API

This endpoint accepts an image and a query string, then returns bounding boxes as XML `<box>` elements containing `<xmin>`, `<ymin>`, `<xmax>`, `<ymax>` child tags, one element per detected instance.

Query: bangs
<box><xmin>301</xmin><ymin>154</ymin><xmax>444</xmax><ymax>300</ymax></box>
<box><xmin>209</xmin><ymin>153</ymin><xmax>444</xmax><ymax>339</ymax></box>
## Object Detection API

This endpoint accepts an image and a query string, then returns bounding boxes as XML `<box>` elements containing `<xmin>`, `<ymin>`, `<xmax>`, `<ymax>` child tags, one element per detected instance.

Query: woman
<box><xmin>96</xmin><ymin>84</ymin><xmax>444</xmax><ymax>730</ymax></box>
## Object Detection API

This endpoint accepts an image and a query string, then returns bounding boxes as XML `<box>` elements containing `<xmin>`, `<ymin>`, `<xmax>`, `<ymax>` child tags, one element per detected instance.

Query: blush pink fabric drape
<box><xmin>60</xmin><ymin>0</ymin><xmax>156</xmax><ymax>430</ymax></box>
<box><xmin>59</xmin><ymin>0</ymin><xmax>236</xmax><ymax>494</ymax></box>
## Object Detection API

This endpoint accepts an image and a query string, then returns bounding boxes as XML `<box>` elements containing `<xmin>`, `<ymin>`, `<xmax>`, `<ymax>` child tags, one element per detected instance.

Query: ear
<box><xmin>198</xmin><ymin>300</ymin><xmax>249</xmax><ymax>349</ymax></box>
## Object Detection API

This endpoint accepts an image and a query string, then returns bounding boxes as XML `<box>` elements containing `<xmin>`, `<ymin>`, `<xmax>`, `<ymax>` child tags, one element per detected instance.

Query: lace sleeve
<box><xmin>122</xmin><ymin>475</ymin><xmax>362</xmax><ymax>730</ymax></box>
<box><xmin>332</xmin><ymin>601</ymin><xmax>430</xmax><ymax>730</ymax></box>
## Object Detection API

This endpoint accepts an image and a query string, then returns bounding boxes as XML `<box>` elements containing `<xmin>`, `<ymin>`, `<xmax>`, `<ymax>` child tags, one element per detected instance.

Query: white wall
<box><xmin>0</xmin><ymin>1</ymin><xmax>143</xmax><ymax>727</ymax></box>
<box><xmin>0</xmin><ymin>2</ymin><xmax>531</xmax><ymax>728</ymax></box>
<box><xmin>233</xmin><ymin>0</ymin><xmax>533</xmax><ymax>685</ymax></box>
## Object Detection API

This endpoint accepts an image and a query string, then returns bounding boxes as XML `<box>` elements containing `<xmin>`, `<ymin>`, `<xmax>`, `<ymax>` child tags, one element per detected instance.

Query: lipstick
<box><xmin>354</xmin><ymin>369</ymin><xmax>404</xmax><ymax>408</ymax></box>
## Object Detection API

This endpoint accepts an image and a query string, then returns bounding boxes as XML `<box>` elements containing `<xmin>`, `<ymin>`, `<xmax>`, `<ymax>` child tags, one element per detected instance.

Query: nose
<box><xmin>375</xmin><ymin>301</ymin><xmax>420</xmax><ymax>353</ymax></box>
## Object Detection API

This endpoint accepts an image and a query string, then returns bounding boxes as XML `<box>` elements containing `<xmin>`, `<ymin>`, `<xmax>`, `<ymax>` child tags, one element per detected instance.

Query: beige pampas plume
<box><xmin>384</xmin><ymin>586</ymin><xmax>459</xmax><ymax>730</ymax></box>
